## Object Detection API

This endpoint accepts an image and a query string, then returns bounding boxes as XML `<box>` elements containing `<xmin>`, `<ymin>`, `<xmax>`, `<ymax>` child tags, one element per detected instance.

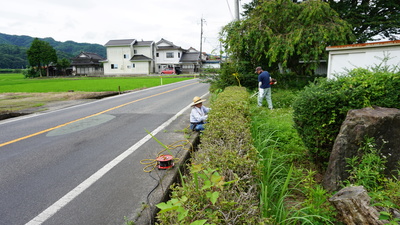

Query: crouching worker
<box><xmin>190</xmin><ymin>96</ymin><xmax>210</xmax><ymax>131</ymax></box>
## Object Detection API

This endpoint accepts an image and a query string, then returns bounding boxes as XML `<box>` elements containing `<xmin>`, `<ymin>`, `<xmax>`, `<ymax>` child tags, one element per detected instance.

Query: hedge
<box><xmin>292</xmin><ymin>68</ymin><xmax>400</xmax><ymax>167</ymax></box>
<box><xmin>156</xmin><ymin>86</ymin><xmax>262</xmax><ymax>224</ymax></box>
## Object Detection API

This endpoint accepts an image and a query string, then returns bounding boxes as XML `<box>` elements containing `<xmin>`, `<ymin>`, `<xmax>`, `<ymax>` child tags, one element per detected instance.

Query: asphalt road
<box><xmin>0</xmin><ymin>79</ymin><xmax>210</xmax><ymax>225</ymax></box>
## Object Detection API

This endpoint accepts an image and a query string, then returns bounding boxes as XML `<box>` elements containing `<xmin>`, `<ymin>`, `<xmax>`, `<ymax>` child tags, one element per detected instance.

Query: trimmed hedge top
<box><xmin>157</xmin><ymin>86</ymin><xmax>262</xmax><ymax>224</ymax></box>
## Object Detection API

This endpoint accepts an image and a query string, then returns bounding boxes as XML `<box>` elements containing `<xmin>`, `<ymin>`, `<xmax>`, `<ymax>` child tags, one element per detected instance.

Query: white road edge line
<box><xmin>25</xmin><ymin>91</ymin><xmax>208</xmax><ymax>225</ymax></box>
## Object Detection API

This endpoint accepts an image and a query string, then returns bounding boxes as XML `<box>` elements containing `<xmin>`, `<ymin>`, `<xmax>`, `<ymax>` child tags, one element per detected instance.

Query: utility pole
<box><xmin>199</xmin><ymin>17</ymin><xmax>205</xmax><ymax>74</ymax></box>
<box><xmin>234</xmin><ymin>0</ymin><xmax>240</xmax><ymax>21</ymax></box>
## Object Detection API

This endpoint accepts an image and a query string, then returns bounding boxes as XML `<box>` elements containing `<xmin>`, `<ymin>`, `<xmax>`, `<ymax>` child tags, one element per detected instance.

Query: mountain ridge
<box><xmin>0</xmin><ymin>33</ymin><xmax>106</xmax><ymax>69</ymax></box>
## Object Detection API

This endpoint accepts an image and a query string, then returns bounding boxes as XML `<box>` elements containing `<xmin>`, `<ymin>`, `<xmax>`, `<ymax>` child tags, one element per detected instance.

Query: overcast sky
<box><xmin>1</xmin><ymin>0</ymin><xmax>252</xmax><ymax>54</ymax></box>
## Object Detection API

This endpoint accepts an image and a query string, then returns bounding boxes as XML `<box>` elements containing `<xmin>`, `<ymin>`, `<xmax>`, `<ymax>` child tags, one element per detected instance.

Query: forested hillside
<box><xmin>0</xmin><ymin>33</ymin><xmax>106</xmax><ymax>69</ymax></box>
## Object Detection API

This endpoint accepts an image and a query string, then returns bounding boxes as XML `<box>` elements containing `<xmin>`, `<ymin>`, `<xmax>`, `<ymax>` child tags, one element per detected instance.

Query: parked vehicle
<box><xmin>160</xmin><ymin>67</ymin><xmax>181</xmax><ymax>75</ymax></box>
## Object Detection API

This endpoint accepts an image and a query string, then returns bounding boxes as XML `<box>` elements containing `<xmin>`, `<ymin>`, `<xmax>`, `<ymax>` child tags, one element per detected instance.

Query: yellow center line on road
<box><xmin>0</xmin><ymin>82</ymin><xmax>197</xmax><ymax>148</ymax></box>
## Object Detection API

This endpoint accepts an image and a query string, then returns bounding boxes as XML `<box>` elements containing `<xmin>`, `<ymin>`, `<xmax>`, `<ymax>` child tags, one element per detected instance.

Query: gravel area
<box><xmin>0</xmin><ymin>92</ymin><xmax>118</xmax><ymax>120</ymax></box>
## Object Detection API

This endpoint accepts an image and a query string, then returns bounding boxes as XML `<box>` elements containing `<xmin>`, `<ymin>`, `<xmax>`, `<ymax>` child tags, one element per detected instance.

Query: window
<box><xmin>178</xmin><ymin>52</ymin><xmax>181</xmax><ymax>58</ymax></box>
<box><xmin>111</xmin><ymin>64</ymin><xmax>118</xmax><ymax>69</ymax></box>
<box><xmin>134</xmin><ymin>50</ymin><xmax>137</xmax><ymax>54</ymax></box>
<box><xmin>132</xmin><ymin>63</ymin><xmax>135</xmax><ymax>68</ymax></box>
<box><xmin>124</xmin><ymin>54</ymin><xmax>129</xmax><ymax>59</ymax></box>
<box><xmin>166</xmin><ymin>52</ymin><xmax>174</xmax><ymax>58</ymax></box>
<box><xmin>156</xmin><ymin>53</ymin><xmax>159</xmax><ymax>57</ymax></box>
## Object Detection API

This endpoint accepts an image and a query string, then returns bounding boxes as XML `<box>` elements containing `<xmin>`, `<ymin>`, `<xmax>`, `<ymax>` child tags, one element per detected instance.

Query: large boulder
<box><xmin>323</xmin><ymin>106</ymin><xmax>400</xmax><ymax>192</ymax></box>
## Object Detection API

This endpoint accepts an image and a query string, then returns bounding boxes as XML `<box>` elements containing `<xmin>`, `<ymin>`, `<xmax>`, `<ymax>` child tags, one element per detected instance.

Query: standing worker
<box><xmin>190</xmin><ymin>96</ymin><xmax>210</xmax><ymax>131</ymax></box>
<box><xmin>255</xmin><ymin>66</ymin><xmax>273</xmax><ymax>109</ymax></box>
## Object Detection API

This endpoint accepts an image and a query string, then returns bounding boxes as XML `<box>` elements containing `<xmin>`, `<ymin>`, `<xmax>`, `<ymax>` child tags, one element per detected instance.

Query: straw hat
<box><xmin>192</xmin><ymin>96</ymin><xmax>206</xmax><ymax>106</ymax></box>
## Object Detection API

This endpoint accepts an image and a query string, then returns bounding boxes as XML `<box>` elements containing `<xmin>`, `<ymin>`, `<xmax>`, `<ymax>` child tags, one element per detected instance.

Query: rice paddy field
<box><xmin>0</xmin><ymin>73</ymin><xmax>194</xmax><ymax>113</ymax></box>
<box><xmin>0</xmin><ymin>73</ymin><xmax>193</xmax><ymax>93</ymax></box>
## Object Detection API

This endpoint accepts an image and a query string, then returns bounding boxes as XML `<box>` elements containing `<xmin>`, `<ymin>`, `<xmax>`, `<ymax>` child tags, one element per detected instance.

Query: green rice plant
<box><xmin>0</xmin><ymin>73</ymin><xmax>192</xmax><ymax>93</ymax></box>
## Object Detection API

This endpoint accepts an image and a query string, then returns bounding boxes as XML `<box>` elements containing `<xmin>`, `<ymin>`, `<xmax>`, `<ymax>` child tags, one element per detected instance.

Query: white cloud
<box><xmin>0</xmin><ymin>0</ymin><xmax>252</xmax><ymax>53</ymax></box>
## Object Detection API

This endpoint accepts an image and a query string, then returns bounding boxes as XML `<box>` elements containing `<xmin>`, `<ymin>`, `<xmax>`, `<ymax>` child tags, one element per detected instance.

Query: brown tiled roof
<box><xmin>326</xmin><ymin>40</ymin><xmax>400</xmax><ymax>51</ymax></box>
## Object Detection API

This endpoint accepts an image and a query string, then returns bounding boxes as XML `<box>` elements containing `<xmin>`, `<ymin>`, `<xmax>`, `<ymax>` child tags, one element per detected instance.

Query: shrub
<box><xmin>202</xmin><ymin>63</ymin><xmax>240</xmax><ymax>93</ymax></box>
<box><xmin>23</xmin><ymin>67</ymin><xmax>41</xmax><ymax>78</ymax></box>
<box><xmin>272</xmin><ymin>72</ymin><xmax>325</xmax><ymax>90</ymax></box>
<box><xmin>157</xmin><ymin>86</ymin><xmax>262</xmax><ymax>224</ymax></box>
<box><xmin>292</xmin><ymin>68</ymin><xmax>400</xmax><ymax>167</ymax></box>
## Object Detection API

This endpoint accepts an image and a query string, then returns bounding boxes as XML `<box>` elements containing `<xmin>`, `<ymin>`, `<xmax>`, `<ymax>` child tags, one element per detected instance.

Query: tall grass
<box><xmin>251</xmin><ymin>88</ymin><xmax>336</xmax><ymax>224</ymax></box>
<box><xmin>0</xmin><ymin>73</ymin><xmax>192</xmax><ymax>93</ymax></box>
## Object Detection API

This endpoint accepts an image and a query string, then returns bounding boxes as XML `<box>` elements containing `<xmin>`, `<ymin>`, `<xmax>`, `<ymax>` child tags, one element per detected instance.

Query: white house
<box><xmin>156</xmin><ymin>39</ymin><xmax>200</xmax><ymax>74</ymax></box>
<box><xmin>156</xmin><ymin>38</ymin><xmax>185</xmax><ymax>73</ymax></box>
<box><xmin>326</xmin><ymin>40</ymin><xmax>400</xmax><ymax>79</ymax></box>
<box><xmin>102</xmin><ymin>39</ymin><xmax>155</xmax><ymax>76</ymax></box>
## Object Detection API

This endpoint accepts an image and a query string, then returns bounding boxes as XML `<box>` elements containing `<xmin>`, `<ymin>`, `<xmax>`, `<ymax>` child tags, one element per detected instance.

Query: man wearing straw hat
<box><xmin>190</xmin><ymin>96</ymin><xmax>210</xmax><ymax>131</ymax></box>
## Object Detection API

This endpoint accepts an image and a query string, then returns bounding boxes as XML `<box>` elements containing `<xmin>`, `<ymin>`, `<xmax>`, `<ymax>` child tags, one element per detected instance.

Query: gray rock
<box><xmin>323</xmin><ymin>106</ymin><xmax>400</xmax><ymax>192</ymax></box>
<box><xmin>329</xmin><ymin>186</ymin><xmax>386</xmax><ymax>225</ymax></box>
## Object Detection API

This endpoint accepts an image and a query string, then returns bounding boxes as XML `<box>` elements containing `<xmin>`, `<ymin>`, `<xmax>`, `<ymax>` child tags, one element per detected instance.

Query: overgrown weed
<box><xmin>251</xmin><ymin>88</ymin><xmax>336</xmax><ymax>224</ymax></box>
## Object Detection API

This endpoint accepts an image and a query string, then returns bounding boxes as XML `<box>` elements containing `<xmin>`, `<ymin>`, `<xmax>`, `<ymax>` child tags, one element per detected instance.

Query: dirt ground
<box><xmin>0</xmin><ymin>91</ymin><xmax>118</xmax><ymax>120</ymax></box>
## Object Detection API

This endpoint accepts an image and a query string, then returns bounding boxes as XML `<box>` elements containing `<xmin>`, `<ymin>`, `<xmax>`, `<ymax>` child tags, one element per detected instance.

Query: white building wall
<box><xmin>202</xmin><ymin>63</ymin><xmax>220</xmax><ymax>69</ymax></box>
<box><xmin>104</xmin><ymin>45</ymin><xmax>152</xmax><ymax>75</ymax></box>
<box><xmin>156</xmin><ymin>50</ymin><xmax>181</xmax><ymax>65</ymax></box>
<box><xmin>135</xmin><ymin>45</ymin><xmax>155</xmax><ymax>73</ymax></box>
<box><xmin>104</xmin><ymin>46</ymin><xmax>129</xmax><ymax>75</ymax></box>
<box><xmin>136</xmin><ymin>46</ymin><xmax>151</xmax><ymax>57</ymax></box>
<box><xmin>327</xmin><ymin>41</ymin><xmax>400</xmax><ymax>79</ymax></box>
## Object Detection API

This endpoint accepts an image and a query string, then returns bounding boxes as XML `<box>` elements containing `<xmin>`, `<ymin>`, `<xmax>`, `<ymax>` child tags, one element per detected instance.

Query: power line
<box><xmin>225</xmin><ymin>0</ymin><xmax>234</xmax><ymax>20</ymax></box>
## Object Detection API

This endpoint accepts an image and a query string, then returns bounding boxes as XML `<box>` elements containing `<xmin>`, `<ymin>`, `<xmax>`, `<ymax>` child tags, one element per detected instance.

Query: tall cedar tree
<box><xmin>222</xmin><ymin>0</ymin><xmax>354</xmax><ymax>76</ymax></box>
<box><xmin>27</xmin><ymin>38</ymin><xmax>57</xmax><ymax>77</ymax></box>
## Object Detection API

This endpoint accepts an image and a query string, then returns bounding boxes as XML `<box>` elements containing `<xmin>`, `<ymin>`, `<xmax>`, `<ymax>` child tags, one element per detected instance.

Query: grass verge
<box><xmin>251</xmin><ymin>89</ymin><xmax>337</xmax><ymax>224</ymax></box>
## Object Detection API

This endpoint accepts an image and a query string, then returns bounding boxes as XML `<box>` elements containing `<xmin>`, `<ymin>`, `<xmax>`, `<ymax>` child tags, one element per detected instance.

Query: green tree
<box><xmin>323</xmin><ymin>0</ymin><xmax>400</xmax><ymax>43</ymax></box>
<box><xmin>27</xmin><ymin>38</ymin><xmax>58</xmax><ymax>77</ymax></box>
<box><xmin>243</xmin><ymin>0</ymin><xmax>400</xmax><ymax>44</ymax></box>
<box><xmin>56</xmin><ymin>58</ymin><xmax>70</xmax><ymax>75</ymax></box>
<box><xmin>222</xmin><ymin>0</ymin><xmax>354</xmax><ymax>76</ymax></box>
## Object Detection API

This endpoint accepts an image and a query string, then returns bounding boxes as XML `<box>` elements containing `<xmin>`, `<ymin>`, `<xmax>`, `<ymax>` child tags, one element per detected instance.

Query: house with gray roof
<box><xmin>71</xmin><ymin>52</ymin><xmax>105</xmax><ymax>76</ymax></box>
<box><xmin>101</xmin><ymin>39</ymin><xmax>156</xmax><ymax>76</ymax></box>
<box><xmin>102</xmin><ymin>38</ymin><xmax>201</xmax><ymax>75</ymax></box>
<box><xmin>156</xmin><ymin>38</ymin><xmax>201</xmax><ymax>74</ymax></box>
